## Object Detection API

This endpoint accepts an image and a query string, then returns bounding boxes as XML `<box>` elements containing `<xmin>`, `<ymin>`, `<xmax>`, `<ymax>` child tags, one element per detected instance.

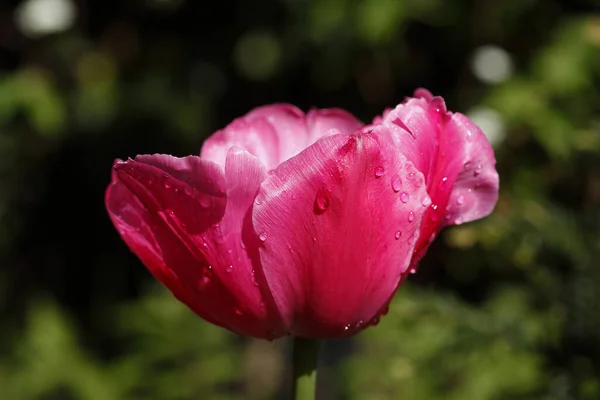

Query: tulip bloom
<box><xmin>106</xmin><ymin>89</ymin><xmax>499</xmax><ymax>340</ymax></box>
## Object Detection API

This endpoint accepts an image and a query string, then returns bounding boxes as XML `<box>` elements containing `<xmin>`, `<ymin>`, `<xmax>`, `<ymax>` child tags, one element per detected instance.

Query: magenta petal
<box><xmin>201</xmin><ymin>104</ymin><xmax>363</xmax><ymax>171</ymax></box>
<box><xmin>379</xmin><ymin>90</ymin><xmax>499</xmax><ymax>267</ymax></box>
<box><xmin>108</xmin><ymin>154</ymin><xmax>285</xmax><ymax>339</ymax></box>
<box><xmin>252</xmin><ymin>132</ymin><xmax>429</xmax><ymax>338</ymax></box>
<box><xmin>442</xmin><ymin>113</ymin><xmax>500</xmax><ymax>225</ymax></box>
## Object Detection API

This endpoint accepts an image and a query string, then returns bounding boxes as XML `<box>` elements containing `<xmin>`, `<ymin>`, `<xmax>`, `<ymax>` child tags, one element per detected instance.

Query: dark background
<box><xmin>1</xmin><ymin>0</ymin><xmax>599</xmax><ymax>399</ymax></box>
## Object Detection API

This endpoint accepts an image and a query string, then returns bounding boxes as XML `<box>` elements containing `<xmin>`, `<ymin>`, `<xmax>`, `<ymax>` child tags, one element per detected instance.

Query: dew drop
<box><xmin>463</xmin><ymin>161</ymin><xmax>473</xmax><ymax>170</ymax></box>
<box><xmin>409</xmin><ymin>268</ymin><xmax>417</xmax><ymax>274</ymax></box>
<box><xmin>371</xmin><ymin>316</ymin><xmax>380</xmax><ymax>326</ymax></box>
<box><xmin>456</xmin><ymin>195</ymin><xmax>465</xmax><ymax>205</ymax></box>
<box><xmin>226</xmin><ymin>265</ymin><xmax>233</xmax><ymax>273</ymax></box>
<box><xmin>395</xmin><ymin>231</ymin><xmax>402</xmax><ymax>240</ymax></box>
<box><xmin>408</xmin><ymin>211</ymin><xmax>415</xmax><ymax>222</ymax></box>
<box><xmin>259</xmin><ymin>232</ymin><xmax>268</xmax><ymax>242</ymax></box>
<box><xmin>455</xmin><ymin>217</ymin><xmax>464</xmax><ymax>225</ymax></box>
<box><xmin>374</xmin><ymin>166</ymin><xmax>385</xmax><ymax>178</ymax></box>
<box><xmin>314</xmin><ymin>189</ymin><xmax>330</xmax><ymax>213</ymax></box>
<box><xmin>406</xmin><ymin>171</ymin><xmax>416</xmax><ymax>180</ymax></box>
<box><xmin>466</xmin><ymin>130</ymin><xmax>474</xmax><ymax>142</ymax></box>
<box><xmin>428</xmin><ymin>97</ymin><xmax>447</xmax><ymax>116</ymax></box>
<box><xmin>199</xmin><ymin>195</ymin><xmax>212</xmax><ymax>208</ymax></box>
<box><xmin>421</xmin><ymin>196</ymin><xmax>432</xmax><ymax>207</ymax></box>
<box><xmin>440</xmin><ymin>176</ymin><xmax>448</xmax><ymax>188</ymax></box>
<box><xmin>473</xmin><ymin>164</ymin><xmax>482</xmax><ymax>176</ymax></box>
<box><xmin>202</xmin><ymin>242</ymin><xmax>209</xmax><ymax>249</ymax></box>
<box><xmin>344</xmin><ymin>324</ymin><xmax>350</xmax><ymax>331</ymax></box>
<box><xmin>235</xmin><ymin>308</ymin><xmax>243</xmax><ymax>316</ymax></box>
<box><xmin>400</xmin><ymin>192</ymin><xmax>409</xmax><ymax>203</ymax></box>
<box><xmin>391</xmin><ymin>175</ymin><xmax>402</xmax><ymax>192</ymax></box>
<box><xmin>254</xmin><ymin>197</ymin><xmax>263</xmax><ymax>206</ymax></box>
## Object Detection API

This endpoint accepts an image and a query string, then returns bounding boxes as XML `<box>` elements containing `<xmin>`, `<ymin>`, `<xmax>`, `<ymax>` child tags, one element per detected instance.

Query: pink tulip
<box><xmin>105</xmin><ymin>89</ymin><xmax>499</xmax><ymax>340</ymax></box>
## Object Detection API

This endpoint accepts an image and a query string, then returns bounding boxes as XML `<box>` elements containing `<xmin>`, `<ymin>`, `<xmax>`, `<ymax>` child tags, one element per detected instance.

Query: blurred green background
<box><xmin>0</xmin><ymin>0</ymin><xmax>599</xmax><ymax>399</ymax></box>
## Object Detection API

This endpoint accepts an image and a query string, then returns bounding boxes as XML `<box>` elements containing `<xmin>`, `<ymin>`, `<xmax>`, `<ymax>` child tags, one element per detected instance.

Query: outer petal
<box><xmin>379</xmin><ymin>90</ymin><xmax>499</xmax><ymax>266</ymax></box>
<box><xmin>252</xmin><ymin>132</ymin><xmax>429</xmax><ymax>338</ymax></box>
<box><xmin>107</xmin><ymin>153</ymin><xmax>285</xmax><ymax>339</ymax></box>
<box><xmin>200</xmin><ymin>104</ymin><xmax>362</xmax><ymax>170</ymax></box>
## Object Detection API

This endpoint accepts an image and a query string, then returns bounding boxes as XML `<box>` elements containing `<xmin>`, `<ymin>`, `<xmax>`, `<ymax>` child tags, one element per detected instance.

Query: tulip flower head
<box><xmin>106</xmin><ymin>89</ymin><xmax>499</xmax><ymax>340</ymax></box>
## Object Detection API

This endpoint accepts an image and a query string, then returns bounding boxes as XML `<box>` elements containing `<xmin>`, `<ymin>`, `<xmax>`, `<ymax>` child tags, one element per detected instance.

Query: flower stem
<box><xmin>292</xmin><ymin>337</ymin><xmax>320</xmax><ymax>400</ymax></box>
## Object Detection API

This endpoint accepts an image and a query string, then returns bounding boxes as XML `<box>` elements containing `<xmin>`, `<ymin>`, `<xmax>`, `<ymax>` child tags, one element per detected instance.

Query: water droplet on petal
<box><xmin>421</xmin><ymin>196</ymin><xmax>432</xmax><ymax>207</ymax></box>
<box><xmin>395</xmin><ymin>231</ymin><xmax>402</xmax><ymax>240</ymax></box>
<box><xmin>440</xmin><ymin>176</ymin><xmax>448</xmax><ymax>188</ymax></box>
<box><xmin>463</xmin><ymin>161</ymin><xmax>472</xmax><ymax>170</ymax></box>
<box><xmin>254</xmin><ymin>197</ymin><xmax>262</xmax><ymax>206</ymax></box>
<box><xmin>408</xmin><ymin>211</ymin><xmax>415</xmax><ymax>222</ymax></box>
<box><xmin>202</xmin><ymin>242</ymin><xmax>209</xmax><ymax>249</ymax></box>
<box><xmin>455</xmin><ymin>217</ymin><xmax>464</xmax><ymax>225</ymax></box>
<box><xmin>374</xmin><ymin>166</ymin><xmax>385</xmax><ymax>178</ymax></box>
<box><xmin>466</xmin><ymin>130</ymin><xmax>474</xmax><ymax>142</ymax></box>
<box><xmin>226</xmin><ymin>265</ymin><xmax>233</xmax><ymax>273</ymax></box>
<box><xmin>314</xmin><ymin>189</ymin><xmax>330</xmax><ymax>213</ymax></box>
<box><xmin>344</xmin><ymin>324</ymin><xmax>350</xmax><ymax>331</ymax></box>
<box><xmin>400</xmin><ymin>192</ymin><xmax>409</xmax><ymax>203</ymax></box>
<box><xmin>259</xmin><ymin>232</ymin><xmax>268</xmax><ymax>242</ymax></box>
<box><xmin>410</xmin><ymin>268</ymin><xmax>417</xmax><ymax>274</ymax></box>
<box><xmin>429</xmin><ymin>97</ymin><xmax>447</xmax><ymax>115</ymax></box>
<box><xmin>406</xmin><ymin>171</ymin><xmax>415</xmax><ymax>180</ymax></box>
<box><xmin>391</xmin><ymin>175</ymin><xmax>402</xmax><ymax>192</ymax></box>
<box><xmin>456</xmin><ymin>195</ymin><xmax>465</xmax><ymax>205</ymax></box>
<box><xmin>235</xmin><ymin>308</ymin><xmax>243</xmax><ymax>316</ymax></box>
<box><xmin>473</xmin><ymin>164</ymin><xmax>482</xmax><ymax>176</ymax></box>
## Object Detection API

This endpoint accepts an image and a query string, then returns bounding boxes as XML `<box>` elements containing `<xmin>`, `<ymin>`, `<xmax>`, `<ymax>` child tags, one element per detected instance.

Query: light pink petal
<box><xmin>252</xmin><ymin>132</ymin><xmax>429</xmax><ymax>338</ymax></box>
<box><xmin>200</xmin><ymin>116</ymin><xmax>281</xmax><ymax>171</ymax></box>
<box><xmin>201</xmin><ymin>104</ymin><xmax>363</xmax><ymax>171</ymax></box>
<box><xmin>379</xmin><ymin>90</ymin><xmax>499</xmax><ymax>267</ymax></box>
<box><xmin>306</xmin><ymin>108</ymin><xmax>363</xmax><ymax>143</ymax></box>
<box><xmin>108</xmin><ymin>154</ymin><xmax>285</xmax><ymax>339</ymax></box>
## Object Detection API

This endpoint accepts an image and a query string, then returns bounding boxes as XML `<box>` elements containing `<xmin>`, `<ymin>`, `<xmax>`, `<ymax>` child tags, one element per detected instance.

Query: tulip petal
<box><xmin>201</xmin><ymin>104</ymin><xmax>362</xmax><ymax>170</ymax></box>
<box><xmin>253</xmin><ymin>132</ymin><xmax>429</xmax><ymax>338</ymax></box>
<box><xmin>107</xmin><ymin>154</ymin><xmax>284</xmax><ymax>338</ymax></box>
<box><xmin>379</xmin><ymin>90</ymin><xmax>499</xmax><ymax>266</ymax></box>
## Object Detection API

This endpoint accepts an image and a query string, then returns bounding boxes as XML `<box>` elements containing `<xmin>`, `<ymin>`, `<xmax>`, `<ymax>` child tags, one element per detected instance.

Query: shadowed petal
<box><xmin>107</xmin><ymin>154</ymin><xmax>285</xmax><ymax>338</ymax></box>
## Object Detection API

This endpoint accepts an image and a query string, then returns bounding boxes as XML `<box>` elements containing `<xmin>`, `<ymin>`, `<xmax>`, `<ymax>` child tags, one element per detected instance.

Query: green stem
<box><xmin>292</xmin><ymin>337</ymin><xmax>321</xmax><ymax>400</ymax></box>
